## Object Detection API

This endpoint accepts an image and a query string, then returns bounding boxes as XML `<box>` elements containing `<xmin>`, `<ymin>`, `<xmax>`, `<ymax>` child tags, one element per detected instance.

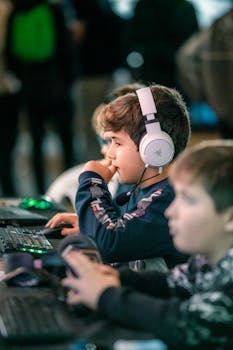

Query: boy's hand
<box><xmin>83</xmin><ymin>160</ymin><xmax>117</xmax><ymax>183</ymax></box>
<box><xmin>45</xmin><ymin>213</ymin><xmax>79</xmax><ymax>236</ymax></box>
<box><xmin>61</xmin><ymin>252</ymin><xmax>120</xmax><ymax>310</ymax></box>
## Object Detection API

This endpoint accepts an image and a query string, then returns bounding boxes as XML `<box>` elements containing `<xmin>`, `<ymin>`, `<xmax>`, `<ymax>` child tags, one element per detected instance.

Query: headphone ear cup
<box><xmin>139</xmin><ymin>131</ymin><xmax>175</xmax><ymax>167</ymax></box>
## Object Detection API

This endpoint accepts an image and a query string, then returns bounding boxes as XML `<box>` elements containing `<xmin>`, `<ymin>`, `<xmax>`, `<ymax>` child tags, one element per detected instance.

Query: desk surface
<box><xmin>0</xmin><ymin>277</ymin><xmax>154</xmax><ymax>350</ymax></box>
<box><xmin>0</xmin><ymin>199</ymin><xmax>155</xmax><ymax>349</ymax></box>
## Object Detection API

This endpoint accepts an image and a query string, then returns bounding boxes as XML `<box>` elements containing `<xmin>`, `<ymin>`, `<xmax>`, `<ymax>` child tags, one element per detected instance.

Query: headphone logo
<box><xmin>154</xmin><ymin>148</ymin><xmax>162</xmax><ymax>157</ymax></box>
<box><xmin>136</xmin><ymin>87</ymin><xmax>175</xmax><ymax>168</ymax></box>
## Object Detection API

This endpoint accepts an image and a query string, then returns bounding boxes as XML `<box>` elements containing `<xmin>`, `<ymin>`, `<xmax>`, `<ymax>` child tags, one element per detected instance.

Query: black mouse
<box><xmin>38</xmin><ymin>224</ymin><xmax>72</xmax><ymax>239</ymax></box>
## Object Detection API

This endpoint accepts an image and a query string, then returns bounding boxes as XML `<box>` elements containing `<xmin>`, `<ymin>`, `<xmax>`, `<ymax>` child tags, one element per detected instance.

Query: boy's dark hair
<box><xmin>99</xmin><ymin>84</ymin><xmax>191</xmax><ymax>158</ymax></box>
<box><xmin>104</xmin><ymin>82</ymin><xmax>145</xmax><ymax>103</ymax></box>
<box><xmin>169</xmin><ymin>140</ymin><xmax>233</xmax><ymax>212</ymax></box>
<box><xmin>93</xmin><ymin>82</ymin><xmax>145</xmax><ymax>135</ymax></box>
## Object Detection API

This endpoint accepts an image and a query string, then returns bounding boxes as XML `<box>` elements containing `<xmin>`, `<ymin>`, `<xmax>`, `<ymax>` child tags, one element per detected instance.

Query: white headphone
<box><xmin>136</xmin><ymin>87</ymin><xmax>175</xmax><ymax>168</ymax></box>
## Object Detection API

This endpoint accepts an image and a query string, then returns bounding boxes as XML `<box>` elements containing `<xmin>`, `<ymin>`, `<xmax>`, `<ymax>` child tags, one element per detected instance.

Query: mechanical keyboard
<box><xmin>0</xmin><ymin>226</ymin><xmax>54</xmax><ymax>256</ymax></box>
<box><xmin>0</xmin><ymin>292</ymin><xmax>75</xmax><ymax>343</ymax></box>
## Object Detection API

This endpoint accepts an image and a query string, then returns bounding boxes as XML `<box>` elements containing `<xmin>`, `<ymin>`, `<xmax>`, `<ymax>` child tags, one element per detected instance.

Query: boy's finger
<box><xmin>108</xmin><ymin>164</ymin><xmax>117</xmax><ymax>177</ymax></box>
<box><xmin>65</xmin><ymin>251</ymin><xmax>93</xmax><ymax>276</ymax></box>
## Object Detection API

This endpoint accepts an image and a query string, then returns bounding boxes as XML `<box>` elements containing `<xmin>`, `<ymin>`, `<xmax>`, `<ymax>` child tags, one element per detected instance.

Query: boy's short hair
<box><xmin>99</xmin><ymin>84</ymin><xmax>191</xmax><ymax>158</ymax></box>
<box><xmin>92</xmin><ymin>83</ymin><xmax>146</xmax><ymax>136</ymax></box>
<box><xmin>104</xmin><ymin>82</ymin><xmax>145</xmax><ymax>103</ymax></box>
<box><xmin>169</xmin><ymin>139</ymin><xmax>233</xmax><ymax>212</ymax></box>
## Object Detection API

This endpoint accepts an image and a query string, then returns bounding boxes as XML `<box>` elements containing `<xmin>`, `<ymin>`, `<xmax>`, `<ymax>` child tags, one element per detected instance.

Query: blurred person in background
<box><xmin>121</xmin><ymin>0</ymin><xmax>199</xmax><ymax>89</ymax></box>
<box><xmin>176</xmin><ymin>7</ymin><xmax>233</xmax><ymax>138</ymax></box>
<box><xmin>0</xmin><ymin>0</ymin><xmax>21</xmax><ymax>196</ymax></box>
<box><xmin>70</xmin><ymin>0</ymin><xmax>124</xmax><ymax>163</ymax></box>
<box><xmin>5</xmin><ymin>0</ymin><xmax>75</xmax><ymax>194</ymax></box>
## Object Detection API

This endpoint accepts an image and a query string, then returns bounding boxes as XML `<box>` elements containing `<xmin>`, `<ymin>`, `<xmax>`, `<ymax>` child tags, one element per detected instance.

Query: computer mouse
<box><xmin>20</xmin><ymin>197</ymin><xmax>54</xmax><ymax>210</ymax></box>
<box><xmin>38</xmin><ymin>224</ymin><xmax>72</xmax><ymax>239</ymax></box>
<box><xmin>19</xmin><ymin>196</ymin><xmax>67</xmax><ymax>214</ymax></box>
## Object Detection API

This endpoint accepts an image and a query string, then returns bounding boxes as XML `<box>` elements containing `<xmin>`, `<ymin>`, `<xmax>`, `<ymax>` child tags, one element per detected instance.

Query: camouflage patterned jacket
<box><xmin>98</xmin><ymin>248</ymin><xmax>233</xmax><ymax>349</ymax></box>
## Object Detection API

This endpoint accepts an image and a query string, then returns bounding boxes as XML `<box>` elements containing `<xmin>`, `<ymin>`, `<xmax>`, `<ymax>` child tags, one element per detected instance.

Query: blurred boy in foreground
<box><xmin>62</xmin><ymin>140</ymin><xmax>233</xmax><ymax>350</ymax></box>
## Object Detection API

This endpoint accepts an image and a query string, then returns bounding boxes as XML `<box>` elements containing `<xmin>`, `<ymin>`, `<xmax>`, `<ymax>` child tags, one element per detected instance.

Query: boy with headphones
<box><xmin>61</xmin><ymin>140</ymin><xmax>233</xmax><ymax>349</ymax></box>
<box><xmin>47</xmin><ymin>85</ymin><xmax>191</xmax><ymax>270</ymax></box>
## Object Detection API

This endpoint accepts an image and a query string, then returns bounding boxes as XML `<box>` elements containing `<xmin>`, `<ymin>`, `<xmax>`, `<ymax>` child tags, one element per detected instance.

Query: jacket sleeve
<box><xmin>98</xmin><ymin>285</ymin><xmax>233</xmax><ymax>349</ymax></box>
<box><xmin>119</xmin><ymin>268</ymin><xmax>171</xmax><ymax>298</ymax></box>
<box><xmin>119</xmin><ymin>260</ymin><xmax>197</xmax><ymax>299</ymax></box>
<box><xmin>75</xmin><ymin>171</ymin><xmax>178</xmax><ymax>264</ymax></box>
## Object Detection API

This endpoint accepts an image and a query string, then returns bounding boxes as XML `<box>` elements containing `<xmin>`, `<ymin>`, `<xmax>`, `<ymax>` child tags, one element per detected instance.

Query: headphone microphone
<box><xmin>115</xmin><ymin>184</ymin><xmax>137</xmax><ymax>206</ymax></box>
<box><xmin>115</xmin><ymin>165</ymin><xmax>148</xmax><ymax>206</ymax></box>
<box><xmin>115</xmin><ymin>165</ymin><xmax>163</xmax><ymax>206</ymax></box>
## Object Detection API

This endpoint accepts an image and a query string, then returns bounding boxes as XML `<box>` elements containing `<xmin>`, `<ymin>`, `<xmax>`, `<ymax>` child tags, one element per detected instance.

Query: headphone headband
<box><xmin>136</xmin><ymin>87</ymin><xmax>157</xmax><ymax>116</ymax></box>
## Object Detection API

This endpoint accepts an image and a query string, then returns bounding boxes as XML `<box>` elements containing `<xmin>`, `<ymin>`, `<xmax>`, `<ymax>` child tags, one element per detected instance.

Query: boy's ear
<box><xmin>225</xmin><ymin>207</ymin><xmax>233</xmax><ymax>232</ymax></box>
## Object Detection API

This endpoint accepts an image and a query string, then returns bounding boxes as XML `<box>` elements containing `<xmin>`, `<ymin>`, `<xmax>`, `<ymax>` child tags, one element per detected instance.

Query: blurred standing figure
<box><xmin>71</xmin><ymin>0</ymin><xmax>123</xmax><ymax>163</ymax></box>
<box><xmin>122</xmin><ymin>0</ymin><xmax>199</xmax><ymax>88</ymax></box>
<box><xmin>176</xmin><ymin>7</ymin><xmax>233</xmax><ymax>138</ymax></box>
<box><xmin>5</xmin><ymin>0</ymin><xmax>75</xmax><ymax>194</ymax></box>
<box><xmin>0</xmin><ymin>0</ymin><xmax>20</xmax><ymax>196</ymax></box>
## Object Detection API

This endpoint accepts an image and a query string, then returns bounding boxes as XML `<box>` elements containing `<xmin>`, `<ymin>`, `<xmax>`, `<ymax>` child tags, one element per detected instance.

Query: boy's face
<box><xmin>165</xmin><ymin>175</ymin><xmax>231</xmax><ymax>264</ymax></box>
<box><xmin>104</xmin><ymin>129</ymin><xmax>145</xmax><ymax>184</ymax></box>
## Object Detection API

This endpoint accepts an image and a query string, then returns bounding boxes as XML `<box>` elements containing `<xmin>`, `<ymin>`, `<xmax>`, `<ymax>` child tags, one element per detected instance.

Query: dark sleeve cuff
<box><xmin>119</xmin><ymin>269</ymin><xmax>171</xmax><ymax>298</ymax></box>
<box><xmin>78</xmin><ymin>171</ymin><xmax>104</xmax><ymax>183</ymax></box>
<box><xmin>97</xmin><ymin>286</ymin><xmax>165</xmax><ymax>334</ymax></box>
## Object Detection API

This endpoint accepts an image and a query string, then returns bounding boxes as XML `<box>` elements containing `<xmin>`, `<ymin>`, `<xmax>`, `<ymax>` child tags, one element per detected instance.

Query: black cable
<box><xmin>116</xmin><ymin>165</ymin><xmax>162</xmax><ymax>206</ymax></box>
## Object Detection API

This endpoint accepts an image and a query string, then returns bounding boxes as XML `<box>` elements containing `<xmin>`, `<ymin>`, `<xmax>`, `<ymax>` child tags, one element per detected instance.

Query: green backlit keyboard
<box><xmin>0</xmin><ymin>226</ymin><xmax>54</xmax><ymax>256</ymax></box>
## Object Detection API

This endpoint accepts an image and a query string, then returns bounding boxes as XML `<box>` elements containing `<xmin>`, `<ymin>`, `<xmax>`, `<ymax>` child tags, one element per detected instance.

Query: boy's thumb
<box><xmin>108</xmin><ymin>164</ymin><xmax>117</xmax><ymax>177</ymax></box>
